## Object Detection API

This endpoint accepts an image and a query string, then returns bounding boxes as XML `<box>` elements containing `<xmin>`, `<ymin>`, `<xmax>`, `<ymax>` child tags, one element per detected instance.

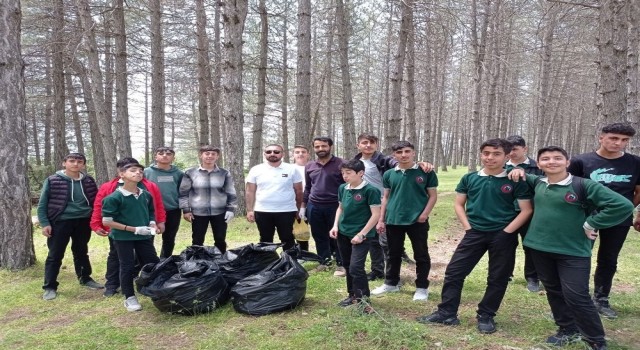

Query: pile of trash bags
<box><xmin>136</xmin><ymin>243</ymin><xmax>320</xmax><ymax>316</ymax></box>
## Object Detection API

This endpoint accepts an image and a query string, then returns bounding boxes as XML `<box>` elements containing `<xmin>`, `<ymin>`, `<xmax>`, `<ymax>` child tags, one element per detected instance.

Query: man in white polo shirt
<box><xmin>246</xmin><ymin>144</ymin><xmax>303</xmax><ymax>250</ymax></box>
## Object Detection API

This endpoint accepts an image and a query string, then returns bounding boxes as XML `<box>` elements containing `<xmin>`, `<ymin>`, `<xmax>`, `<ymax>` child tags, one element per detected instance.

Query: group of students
<box><xmin>36</xmin><ymin>123</ymin><xmax>640</xmax><ymax>350</ymax></box>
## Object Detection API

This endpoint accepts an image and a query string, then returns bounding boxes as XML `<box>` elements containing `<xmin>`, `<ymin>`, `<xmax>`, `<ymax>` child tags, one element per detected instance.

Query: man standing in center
<box><xmin>300</xmin><ymin>136</ymin><xmax>346</xmax><ymax>275</ymax></box>
<box><xmin>246</xmin><ymin>144</ymin><xmax>303</xmax><ymax>250</ymax></box>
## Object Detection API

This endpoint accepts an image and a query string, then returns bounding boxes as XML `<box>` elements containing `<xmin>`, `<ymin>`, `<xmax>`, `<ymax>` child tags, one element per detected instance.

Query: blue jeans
<box><xmin>336</xmin><ymin>233</ymin><xmax>371</xmax><ymax>298</ymax></box>
<box><xmin>437</xmin><ymin>229</ymin><xmax>517</xmax><ymax>317</ymax></box>
<box><xmin>531</xmin><ymin>249</ymin><xmax>606</xmax><ymax>345</ymax></box>
<box><xmin>307</xmin><ymin>202</ymin><xmax>341</xmax><ymax>265</ymax></box>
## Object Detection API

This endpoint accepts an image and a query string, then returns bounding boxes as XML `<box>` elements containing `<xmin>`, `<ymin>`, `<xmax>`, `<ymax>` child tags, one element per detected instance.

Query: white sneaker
<box><xmin>124</xmin><ymin>296</ymin><xmax>142</xmax><ymax>312</ymax></box>
<box><xmin>333</xmin><ymin>266</ymin><xmax>346</xmax><ymax>277</ymax></box>
<box><xmin>413</xmin><ymin>288</ymin><xmax>429</xmax><ymax>301</ymax></box>
<box><xmin>371</xmin><ymin>284</ymin><xmax>400</xmax><ymax>295</ymax></box>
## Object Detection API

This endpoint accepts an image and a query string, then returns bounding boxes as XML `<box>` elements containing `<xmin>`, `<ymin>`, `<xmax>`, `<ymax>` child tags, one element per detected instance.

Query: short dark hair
<box><xmin>601</xmin><ymin>122</ymin><xmax>636</xmax><ymax>136</ymax></box>
<box><xmin>154</xmin><ymin>146</ymin><xmax>175</xmax><ymax>154</ymax></box>
<box><xmin>357</xmin><ymin>133</ymin><xmax>379</xmax><ymax>144</ymax></box>
<box><xmin>313</xmin><ymin>136</ymin><xmax>333</xmax><ymax>147</ymax></box>
<box><xmin>391</xmin><ymin>140</ymin><xmax>414</xmax><ymax>152</ymax></box>
<box><xmin>116</xmin><ymin>157</ymin><xmax>140</xmax><ymax>168</ymax></box>
<box><xmin>63</xmin><ymin>152</ymin><xmax>86</xmax><ymax>162</ymax></box>
<box><xmin>506</xmin><ymin>135</ymin><xmax>526</xmax><ymax>147</ymax></box>
<box><xmin>118</xmin><ymin>162</ymin><xmax>144</xmax><ymax>172</ymax></box>
<box><xmin>199</xmin><ymin>145</ymin><xmax>221</xmax><ymax>155</ymax></box>
<box><xmin>537</xmin><ymin>146</ymin><xmax>569</xmax><ymax>160</ymax></box>
<box><xmin>341</xmin><ymin>159</ymin><xmax>365</xmax><ymax>173</ymax></box>
<box><xmin>293</xmin><ymin>145</ymin><xmax>309</xmax><ymax>152</ymax></box>
<box><xmin>480</xmin><ymin>138</ymin><xmax>513</xmax><ymax>154</ymax></box>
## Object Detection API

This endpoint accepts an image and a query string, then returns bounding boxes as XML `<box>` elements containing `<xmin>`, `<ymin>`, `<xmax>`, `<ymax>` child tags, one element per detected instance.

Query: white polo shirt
<box><xmin>246</xmin><ymin>162</ymin><xmax>302</xmax><ymax>212</ymax></box>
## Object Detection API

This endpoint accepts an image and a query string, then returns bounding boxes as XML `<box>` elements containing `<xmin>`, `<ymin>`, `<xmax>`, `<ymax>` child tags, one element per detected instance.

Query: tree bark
<box><xmin>295</xmin><ymin>0</ymin><xmax>312</xmax><ymax>148</ymax></box>
<box><xmin>52</xmin><ymin>0</ymin><xmax>68</xmax><ymax>161</ymax></box>
<box><xmin>210</xmin><ymin>1</ymin><xmax>222</xmax><ymax>147</ymax></box>
<box><xmin>468</xmin><ymin>0</ymin><xmax>490</xmax><ymax>171</ymax></box>
<box><xmin>113</xmin><ymin>0</ymin><xmax>131</xmax><ymax>157</ymax></box>
<box><xmin>222</xmin><ymin>0</ymin><xmax>248</xmax><ymax>213</ymax></box>
<box><xmin>335</xmin><ymin>0</ymin><xmax>356</xmax><ymax>155</ymax></box>
<box><xmin>65</xmin><ymin>70</ymin><xmax>85</xmax><ymax>154</ymax></box>
<box><xmin>281</xmin><ymin>1</ymin><xmax>290</xmax><ymax>162</ymax></box>
<box><xmin>0</xmin><ymin>0</ymin><xmax>36</xmax><ymax>269</ymax></box>
<box><xmin>150</xmin><ymin>0</ymin><xmax>165</xmax><ymax>150</ymax></box>
<box><xmin>196</xmin><ymin>0</ymin><xmax>210</xmax><ymax>146</ymax></box>
<box><xmin>404</xmin><ymin>0</ymin><xmax>416</xmax><ymax>145</ymax></box>
<box><xmin>250</xmin><ymin>0</ymin><xmax>268</xmax><ymax>168</ymax></box>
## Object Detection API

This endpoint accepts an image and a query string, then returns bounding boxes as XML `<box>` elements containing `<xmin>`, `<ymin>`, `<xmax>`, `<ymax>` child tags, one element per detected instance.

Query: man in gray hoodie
<box><xmin>144</xmin><ymin>146</ymin><xmax>184</xmax><ymax>258</ymax></box>
<box><xmin>37</xmin><ymin>152</ymin><xmax>103</xmax><ymax>300</ymax></box>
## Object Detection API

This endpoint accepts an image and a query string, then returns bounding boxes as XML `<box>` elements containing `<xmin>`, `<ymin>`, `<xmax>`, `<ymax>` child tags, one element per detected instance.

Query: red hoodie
<box><xmin>90</xmin><ymin>178</ymin><xmax>167</xmax><ymax>232</ymax></box>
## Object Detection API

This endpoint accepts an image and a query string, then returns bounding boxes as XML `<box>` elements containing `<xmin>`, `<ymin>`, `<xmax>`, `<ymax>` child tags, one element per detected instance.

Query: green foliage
<box><xmin>2</xmin><ymin>168</ymin><xmax>639</xmax><ymax>349</ymax></box>
<box><xmin>27</xmin><ymin>163</ymin><xmax>55</xmax><ymax>193</ymax></box>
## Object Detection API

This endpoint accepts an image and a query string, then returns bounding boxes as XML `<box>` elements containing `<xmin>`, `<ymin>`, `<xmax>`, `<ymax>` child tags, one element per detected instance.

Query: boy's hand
<box><xmin>376</xmin><ymin>222</ymin><xmax>386</xmax><ymax>234</ymax></box>
<box><xmin>418</xmin><ymin>161</ymin><xmax>434</xmax><ymax>173</ymax></box>
<box><xmin>134</xmin><ymin>226</ymin><xmax>156</xmax><ymax>235</ymax></box>
<box><xmin>417</xmin><ymin>213</ymin><xmax>428</xmax><ymax>223</ymax></box>
<box><xmin>298</xmin><ymin>208</ymin><xmax>307</xmax><ymax>222</ymax></box>
<box><xmin>351</xmin><ymin>234</ymin><xmax>365</xmax><ymax>245</ymax></box>
<box><xmin>156</xmin><ymin>223</ymin><xmax>165</xmax><ymax>234</ymax></box>
<box><xmin>183</xmin><ymin>213</ymin><xmax>194</xmax><ymax>222</ymax></box>
<box><xmin>508</xmin><ymin>168</ymin><xmax>526</xmax><ymax>182</ymax></box>
<box><xmin>94</xmin><ymin>228</ymin><xmax>109</xmax><ymax>237</ymax></box>
<box><xmin>329</xmin><ymin>227</ymin><xmax>338</xmax><ymax>239</ymax></box>
<box><xmin>224</xmin><ymin>211</ymin><xmax>234</xmax><ymax>223</ymax></box>
<box><xmin>42</xmin><ymin>226</ymin><xmax>52</xmax><ymax>237</ymax></box>
<box><xmin>584</xmin><ymin>228</ymin><xmax>598</xmax><ymax>240</ymax></box>
<box><xmin>246</xmin><ymin>211</ymin><xmax>255</xmax><ymax>222</ymax></box>
<box><xmin>634</xmin><ymin>217</ymin><xmax>640</xmax><ymax>232</ymax></box>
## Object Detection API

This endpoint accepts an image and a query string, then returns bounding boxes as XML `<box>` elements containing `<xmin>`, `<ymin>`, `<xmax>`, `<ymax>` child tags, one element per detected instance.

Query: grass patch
<box><xmin>3</xmin><ymin>167</ymin><xmax>639</xmax><ymax>349</ymax></box>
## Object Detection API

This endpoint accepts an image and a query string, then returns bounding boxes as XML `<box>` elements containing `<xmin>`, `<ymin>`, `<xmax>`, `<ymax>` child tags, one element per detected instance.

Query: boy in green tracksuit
<box><xmin>418</xmin><ymin>138</ymin><xmax>533</xmax><ymax>334</ymax></box>
<box><xmin>102</xmin><ymin>162</ymin><xmax>160</xmax><ymax>312</ymax></box>
<box><xmin>144</xmin><ymin>146</ymin><xmax>184</xmax><ymax>258</ymax></box>
<box><xmin>517</xmin><ymin>146</ymin><xmax>632</xmax><ymax>350</ymax></box>
<box><xmin>330</xmin><ymin>159</ymin><xmax>381</xmax><ymax>312</ymax></box>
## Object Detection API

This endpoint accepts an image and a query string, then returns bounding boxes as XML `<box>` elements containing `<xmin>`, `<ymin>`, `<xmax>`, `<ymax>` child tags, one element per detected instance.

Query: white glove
<box><xmin>299</xmin><ymin>207</ymin><xmax>306</xmax><ymax>221</ymax></box>
<box><xmin>224</xmin><ymin>211</ymin><xmax>234</xmax><ymax>223</ymax></box>
<box><xmin>134</xmin><ymin>226</ymin><xmax>156</xmax><ymax>235</ymax></box>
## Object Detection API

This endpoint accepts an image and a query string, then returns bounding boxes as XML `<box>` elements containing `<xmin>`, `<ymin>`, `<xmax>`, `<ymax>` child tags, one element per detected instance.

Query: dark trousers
<box><xmin>105</xmin><ymin>236</ymin><xmax>153</xmax><ymax>291</ymax></box>
<box><xmin>385</xmin><ymin>221</ymin><xmax>431</xmax><ymax>289</ymax></box>
<box><xmin>255</xmin><ymin>211</ymin><xmax>296</xmax><ymax>250</ymax></box>
<box><xmin>43</xmin><ymin>218</ymin><xmax>93</xmax><ymax>290</ymax></box>
<box><xmin>307</xmin><ymin>202</ymin><xmax>341</xmax><ymax>265</ymax></box>
<box><xmin>113</xmin><ymin>239</ymin><xmax>159</xmax><ymax>298</ymax></box>
<box><xmin>531</xmin><ymin>249</ymin><xmax>606</xmax><ymax>345</ymax></box>
<box><xmin>368</xmin><ymin>233</ymin><xmax>385</xmax><ymax>276</ymax></box>
<box><xmin>160</xmin><ymin>208</ymin><xmax>182</xmax><ymax>258</ymax></box>
<box><xmin>437</xmin><ymin>229</ymin><xmax>517</xmax><ymax>317</ymax></box>
<box><xmin>515</xmin><ymin>221</ymin><xmax>538</xmax><ymax>280</ymax></box>
<box><xmin>192</xmin><ymin>214</ymin><xmax>228</xmax><ymax>253</ymax></box>
<box><xmin>336</xmin><ymin>233</ymin><xmax>371</xmax><ymax>298</ymax></box>
<box><xmin>594</xmin><ymin>225</ymin><xmax>630</xmax><ymax>299</ymax></box>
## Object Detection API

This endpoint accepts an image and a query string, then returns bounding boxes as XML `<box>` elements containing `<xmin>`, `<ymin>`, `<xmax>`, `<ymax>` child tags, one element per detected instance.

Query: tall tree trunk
<box><xmin>113</xmin><ymin>0</ymin><xmax>131</xmax><ymax>157</ymax></box>
<box><xmin>596</xmin><ymin>0</ymin><xmax>628</xmax><ymax>127</ymax></box>
<box><xmin>65</xmin><ymin>70</ymin><xmax>85</xmax><ymax>154</ymax></box>
<box><xmin>52</xmin><ymin>0</ymin><xmax>68</xmax><ymax>162</ymax></box>
<box><xmin>468</xmin><ymin>0</ymin><xmax>490</xmax><ymax>171</ymax></box>
<box><xmin>210</xmin><ymin>1</ymin><xmax>222</xmax><ymax>147</ymax></box>
<box><xmin>75</xmin><ymin>0</ymin><xmax>117</xmax><ymax>173</ymax></box>
<box><xmin>0</xmin><ymin>0</ymin><xmax>36</xmax><ymax>269</ymax></box>
<box><xmin>323</xmin><ymin>1</ymin><xmax>335</xmax><ymax>139</ymax></box>
<box><xmin>281</xmin><ymin>1</ymin><xmax>290</xmax><ymax>162</ymax></box>
<box><xmin>144</xmin><ymin>72</ymin><xmax>150</xmax><ymax>165</ymax></box>
<box><xmin>150</xmin><ymin>0</ymin><xmax>165</xmax><ymax>149</ymax></box>
<box><xmin>404</xmin><ymin>0</ymin><xmax>416</xmax><ymax>145</ymax></box>
<box><xmin>30</xmin><ymin>105</ymin><xmax>41</xmax><ymax>165</ymax></box>
<box><xmin>484</xmin><ymin>0</ymin><xmax>502</xmax><ymax>139</ymax></box>
<box><xmin>222</xmin><ymin>0</ymin><xmax>248</xmax><ymax>213</ymax></box>
<box><xmin>295</xmin><ymin>0</ymin><xmax>312</xmax><ymax>148</ymax></box>
<box><xmin>533</xmin><ymin>2</ymin><xmax>558</xmax><ymax>151</ymax></box>
<box><xmin>628</xmin><ymin>0</ymin><xmax>640</xmax><ymax>152</ymax></box>
<box><xmin>196</xmin><ymin>0</ymin><xmax>210</xmax><ymax>146</ymax></box>
<box><xmin>103</xmin><ymin>11</ymin><xmax>114</xmax><ymax>142</ymax></box>
<box><xmin>44</xmin><ymin>55</ymin><xmax>52</xmax><ymax>166</ymax></box>
<box><xmin>335</xmin><ymin>0</ymin><xmax>356</xmax><ymax>155</ymax></box>
<box><xmin>386</xmin><ymin>0</ymin><xmax>411</xmax><ymax>153</ymax></box>
<box><xmin>250</xmin><ymin>0</ymin><xmax>268</xmax><ymax>167</ymax></box>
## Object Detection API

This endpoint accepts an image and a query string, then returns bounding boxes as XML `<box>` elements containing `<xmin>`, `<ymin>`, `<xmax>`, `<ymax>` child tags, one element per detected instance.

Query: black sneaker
<box><xmin>526</xmin><ymin>278</ymin><xmax>541</xmax><ymax>292</ymax></box>
<box><xmin>103</xmin><ymin>288</ymin><xmax>119</xmax><ymax>297</ymax></box>
<box><xmin>476</xmin><ymin>315</ymin><xmax>496</xmax><ymax>334</ymax></box>
<box><xmin>338</xmin><ymin>296</ymin><xmax>356</xmax><ymax>307</ymax></box>
<box><xmin>367</xmin><ymin>272</ymin><xmax>384</xmax><ymax>281</ymax></box>
<box><xmin>545</xmin><ymin>327</ymin><xmax>581</xmax><ymax>345</ymax></box>
<box><xmin>80</xmin><ymin>278</ymin><xmax>104</xmax><ymax>290</ymax></box>
<box><xmin>594</xmin><ymin>297</ymin><xmax>618</xmax><ymax>319</ymax></box>
<box><xmin>416</xmin><ymin>311</ymin><xmax>460</xmax><ymax>325</ymax></box>
<box><xmin>587</xmin><ymin>341</ymin><xmax>608</xmax><ymax>350</ymax></box>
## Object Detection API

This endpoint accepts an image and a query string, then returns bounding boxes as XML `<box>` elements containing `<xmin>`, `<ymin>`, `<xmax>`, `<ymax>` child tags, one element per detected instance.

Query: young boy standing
<box><xmin>522</xmin><ymin>146</ymin><xmax>632</xmax><ymax>350</ymax></box>
<box><xmin>102</xmin><ymin>162</ymin><xmax>160</xmax><ymax>311</ymax></box>
<box><xmin>417</xmin><ymin>138</ymin><xmax>532</xmax><ymax>334</ymax></box>
<box><xmin>37</xmin><ymin>153</ymin><xmax>103</xmax><ymax>300</ymax></box>
<box><xmin>144</xmin><ymin>146</ymin><xmax>184</xmax><ymax>258</ymax></box>
<box><xmin>330</xmin><ymin>159</ymin><xmax>381</xmax><ymax>311</ymax></box>
<box><xmin>292</xmin><ymin>145</ymin><xmax>311</xmax><ymax>251</ymax></box>
<box><xmin>372</xmin><ymin>141</ymin><xmax>438</xmax><ymax>302</ymax></box>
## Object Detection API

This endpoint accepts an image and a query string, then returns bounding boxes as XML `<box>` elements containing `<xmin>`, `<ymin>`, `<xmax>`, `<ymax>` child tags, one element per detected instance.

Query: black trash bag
<box><xmin>231</xmin><ymin>252</ymin><xmax>308</xmax><ymax>315</ymax></box>
<box><xmin>284</xmin><ymin>244</ymin><xmax>324</xmax><ymax>263</ymax></box>
<box><xmin>217</xmin><ymin>243</ymin><xmax>280</xmax><ymax>286</ymax></box>
<box><xmin>179</xmin><ymin>245</ymin><xmax>222</xmax><ymax>262</ymax></box>
<box><xmin>135</xmin><ymin>257</ymin><xmax>230</xmax><ymax>315</ymax></box>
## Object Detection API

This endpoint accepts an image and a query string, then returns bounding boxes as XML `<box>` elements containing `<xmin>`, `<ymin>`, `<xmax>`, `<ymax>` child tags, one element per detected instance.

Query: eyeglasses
<box><xmin>264</xmin><ymin>150</ymin><xmax>282</xmax><ymax>155</ymax></box>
